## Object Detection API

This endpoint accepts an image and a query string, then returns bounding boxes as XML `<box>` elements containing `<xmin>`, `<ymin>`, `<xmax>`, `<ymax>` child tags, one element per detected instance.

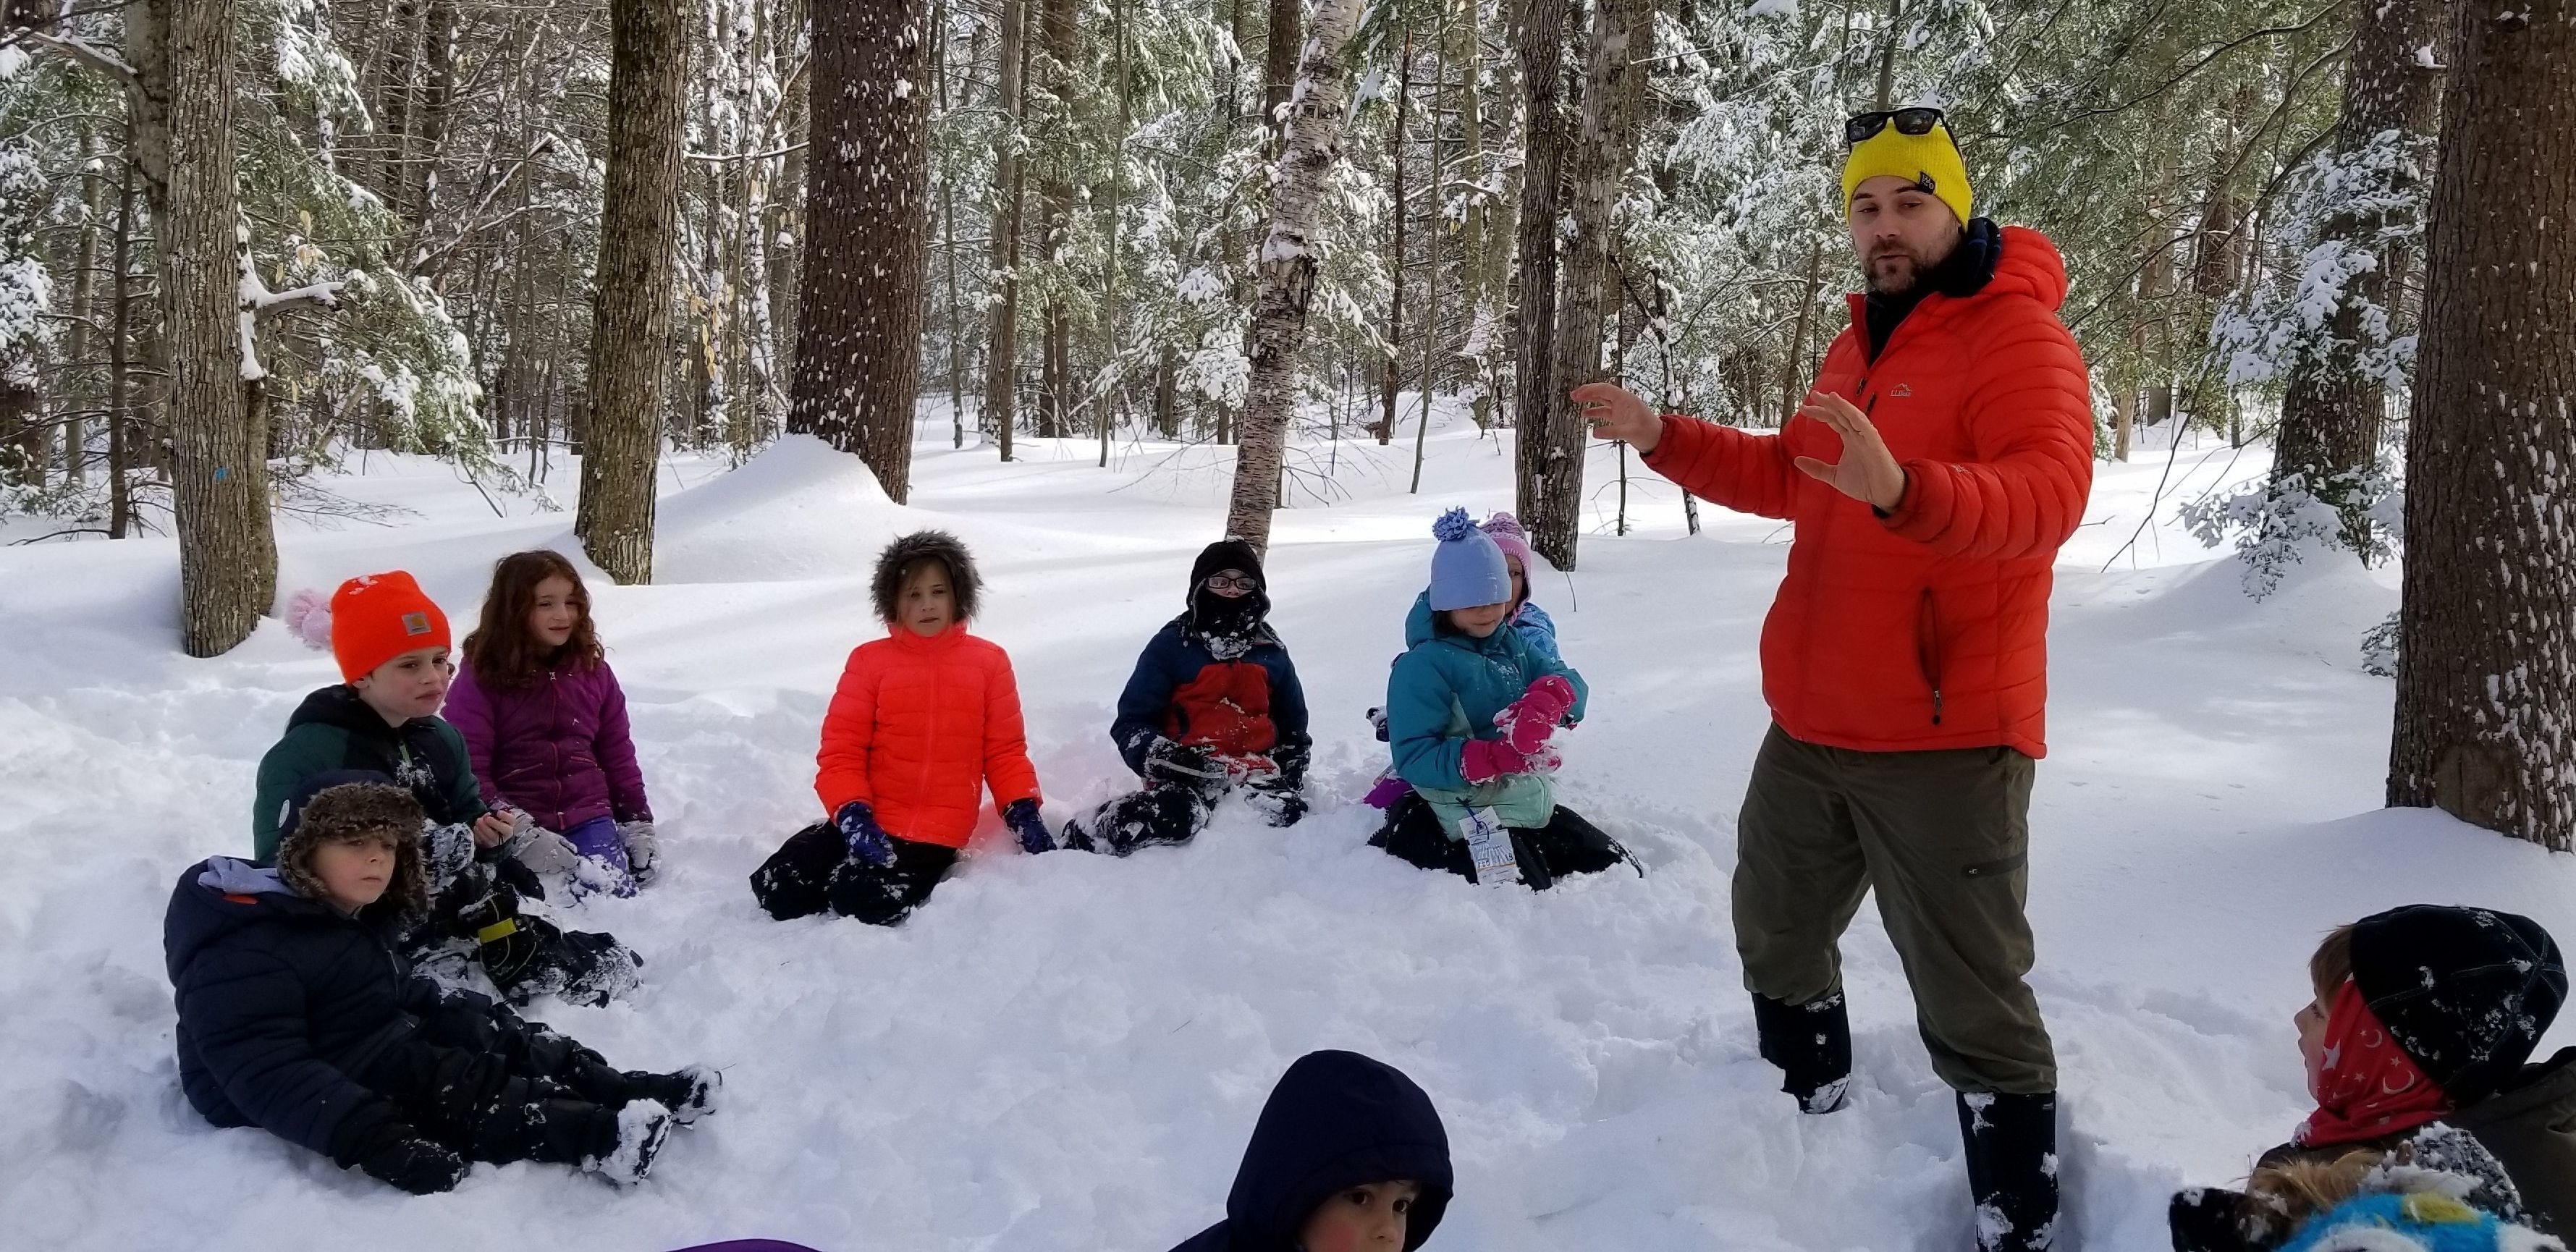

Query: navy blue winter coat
<box><xmin>1166</xmin><ymin>1050</ymin><xmax>1454</xmax><ymax>1252</ymax></box>
<box><xmin>1110</xmin><ymin>620</ymin><xmax>1313</xmax><ymax>780</ymax></box>
<box><xmin>163</xmin><ymin>857</ymin><xmax>427</xmax><ymax>1159</ymax></box>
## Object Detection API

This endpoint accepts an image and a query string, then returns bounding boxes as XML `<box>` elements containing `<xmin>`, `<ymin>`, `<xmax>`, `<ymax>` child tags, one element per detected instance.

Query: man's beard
<box><xmin>1866</xmin><ymin>243</ymin><xmax>1936</xmax><ymax>295</ymax></box>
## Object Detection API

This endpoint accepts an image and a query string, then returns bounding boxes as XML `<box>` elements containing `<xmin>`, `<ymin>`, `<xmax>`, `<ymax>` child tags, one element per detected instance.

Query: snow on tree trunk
<box><xmin>1508</xmin><ymin>0</ymin><xmax>1568</xmax><ymax>553</ymax></box>
<box><xmin>788</xmin><ymin>0</ymin><xmax>934</xmax><ymax>502</ymax></box>
<box><xmin>122</xmin><ymin>0</ymin><xmax>277</xmax><ymax>655</ymax></box>
<box><xmin>575</xmin><ymin>0</ymin><xmax>689</xmax><ymax>582</ymax></box>
<box><xmin>1222</xmin><ymin>0</ymin><xmax>1361</xmax><ymax>557</ymax></box>
<box><xmin>2271</xmin><ymin>0</ymin><xmax>2452</xmax><ymax>551</ymax></box>
<box><xmin>1532</xmin><ymin>0</ymin><xmax>1651</xmax><ymax>570</ymax></box>
<box><xmin>2388</xmin><ymin>0</ymin><xmax>2576</xmax><ymax>850</ymax></box>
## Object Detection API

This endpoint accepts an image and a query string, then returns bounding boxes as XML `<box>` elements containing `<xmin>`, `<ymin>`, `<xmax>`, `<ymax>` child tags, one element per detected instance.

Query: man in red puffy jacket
<box><xmin>1578</xmin><ymin>108</ymin><xmax>2092</xmax><ymax>1252</ymax></box>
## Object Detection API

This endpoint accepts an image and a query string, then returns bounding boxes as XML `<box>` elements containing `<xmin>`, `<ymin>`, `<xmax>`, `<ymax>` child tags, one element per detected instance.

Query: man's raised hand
<box><xmin>1792</xmin><ymin>392</ymin><xmax>1909</xmax><ymax>512</ymax></box>
<box><xmin>1571</xmin><ymin>382</ymin><xmax>1662</xmax><ymax>455</ymax></box>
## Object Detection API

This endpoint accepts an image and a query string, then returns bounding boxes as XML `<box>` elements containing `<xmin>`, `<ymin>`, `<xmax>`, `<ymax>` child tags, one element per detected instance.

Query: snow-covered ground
<box><xmin>3</xmin><ymin>405</ymin><xmax>2565</xmax><ymax>1252</ymax></box>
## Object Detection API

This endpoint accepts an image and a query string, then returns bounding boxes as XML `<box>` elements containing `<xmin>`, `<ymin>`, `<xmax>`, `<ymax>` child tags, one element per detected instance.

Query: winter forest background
<box><xmin>1</xmin><ymin>0</ymin><xmax>2575</xmax><ymax>1245</ymax></box>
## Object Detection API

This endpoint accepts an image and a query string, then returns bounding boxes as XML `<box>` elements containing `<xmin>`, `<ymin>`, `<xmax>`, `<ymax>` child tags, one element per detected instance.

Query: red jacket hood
<box><xmin>1987</xmin><ymin>225</ymin><xmax>2069</xmax><ymax>312</ymax></box>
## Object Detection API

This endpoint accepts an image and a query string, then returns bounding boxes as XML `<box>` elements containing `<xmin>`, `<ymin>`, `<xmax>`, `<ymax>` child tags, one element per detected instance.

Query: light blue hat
<box><xmin>1427</xmin><ymin>507</ymin><xmax>1511</xmax><ymax>612</ymax></box>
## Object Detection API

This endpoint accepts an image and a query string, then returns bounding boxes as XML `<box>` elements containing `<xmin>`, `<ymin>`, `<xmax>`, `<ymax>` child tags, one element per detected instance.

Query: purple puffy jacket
<box><xmin>443</xmin><ymin>659</ymin><xmax>654</xmax><ymax>832</ymax></box>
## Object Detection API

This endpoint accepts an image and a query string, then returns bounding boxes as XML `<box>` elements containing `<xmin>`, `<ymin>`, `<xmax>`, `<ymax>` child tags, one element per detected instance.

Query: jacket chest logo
<box><xmin>1889</xmin><ymin>383</ymin><xmax>1913</xmax><ymax>398</ymax></box>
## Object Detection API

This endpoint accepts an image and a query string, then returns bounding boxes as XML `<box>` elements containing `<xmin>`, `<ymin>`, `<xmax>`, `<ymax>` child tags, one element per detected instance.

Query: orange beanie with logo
<box><xmin>329</xmin><ymin>570</ymin><xmax>451</xmax><ymax>682</ymax></box>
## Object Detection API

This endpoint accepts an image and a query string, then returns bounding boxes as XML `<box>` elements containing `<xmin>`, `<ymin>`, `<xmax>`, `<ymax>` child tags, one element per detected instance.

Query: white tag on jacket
<box><xmin>1459</xmin><ymin>807</ymin><xmax>1521</xmax><ymax>889</ymax></box>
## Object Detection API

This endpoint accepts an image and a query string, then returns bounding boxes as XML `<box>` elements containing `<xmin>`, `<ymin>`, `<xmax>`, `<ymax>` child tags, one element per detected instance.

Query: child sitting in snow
<box><xmin>169</xmin><ymin>778</ymin><xmax>716</xmax><ymax>1193</ymax></box>
<box><xmin>1364</xmin><ymin>510</ymin><xmax>1563</xmax><ymax>808</ymax></box>
<box><xmin>254</xmin><ymin>570</ymin><xmax>642</xmax><ymax>1005</ymax></box>
<box><xmin>1371</xmin><ymin>509</ymin><xmax>1628</xmax><ymax>889</ymax></box>
<box><xmin>750</xmin><ymin>531</ymin><xmax>1050</xmax><ymax>925</ymax></box>
<box><xmin>1063</xmin><ymin>538</ymin><xmax>1311</xmax><ymax>855</ymax></box>
<box><xmin>1164</xmin><ymin>1049</ymin><xmax>1454</xmax><ymax>1252</ymax></box>
<box><xmin>2171</xmin><ymin>905</ymin><xmax>2576</xmax><ymax>1248</ymax></box>
<box><xmin>445</xmin><ymin>550</ymin><xmax>660</xmax><ymax>898</ymax></box>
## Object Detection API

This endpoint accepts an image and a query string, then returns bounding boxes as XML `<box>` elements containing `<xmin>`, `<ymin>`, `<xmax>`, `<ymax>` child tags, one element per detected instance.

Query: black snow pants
<box><xmin>751</xmin><ymin>822</ymin><xmax>959</xmax><ymax>926</ymax></box>
<box><xmin>354</xmin><ymin>1034</ymin><xmax>619</xmax><ymax>1167</ymax></box>
<box><xmin>1368</xmin><ymin>790</ymin><xmax>1631</xmax><ymax>889</ymax></box>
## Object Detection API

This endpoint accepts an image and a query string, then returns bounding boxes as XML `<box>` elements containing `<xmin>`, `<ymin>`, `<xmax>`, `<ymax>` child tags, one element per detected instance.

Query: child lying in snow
<box><xmin>446</xmin><ymin>549</ymin><xmax>661</xmax><ymax>898</ymax></box>
<box><xmin>1370</xmin><ymin>509</ymin><xmax>1630</xmax><ymax>889</ymax></box>
<box><xmin>1165</xmin><ymin>1050</ymin><xmax>1454</xmax><ymax>1252</ymax></box>
<box><xmin>169</xmin><ymin>779</ymin><xmax>716</xmax><ymax>1193</ymax></box>
<box><xmin>254</xmin><ymin>570</ymin><xmax>641</xmax><ymax>1006</ymax></box>
<box><xmin>751</xmin><ymin>531</ymin><xmax>1050</xmax><ymax>925</ymax></box>
<box><xmin>1062</xmin><ymin>538</ymin><xmax>1312</xmax><ymax>855</ymax></box>
<box><xmin>2171</xmin><ymin>905</ymin><xmax>2576</xmax><ymax>1248</ymax></box>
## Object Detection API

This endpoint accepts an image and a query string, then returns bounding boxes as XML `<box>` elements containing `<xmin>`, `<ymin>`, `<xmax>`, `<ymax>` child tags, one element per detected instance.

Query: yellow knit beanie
<box><xmin>1841</xmin><ymin>116</ymin><xmax>1973</xmax><ymax>226</ymax></box>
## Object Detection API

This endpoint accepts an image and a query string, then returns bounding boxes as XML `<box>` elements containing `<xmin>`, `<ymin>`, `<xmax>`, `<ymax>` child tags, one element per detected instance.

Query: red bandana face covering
<box><xmin>2297</xmin><ymin>980</ymin><xmax>2455</xmax><ymax>1149</ymax></box>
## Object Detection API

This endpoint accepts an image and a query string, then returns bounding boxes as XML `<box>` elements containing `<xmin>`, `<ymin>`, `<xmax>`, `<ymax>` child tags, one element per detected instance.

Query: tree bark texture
<box><xmin>1223</xmin><ymin>0</ymin><xmax>1362</xmax><ymax>556</ymax></box>
<box><xmin>1531</xmin><ymin>0</ymin><xmax>1650</xmax><ymax>569</ymax></box>
<box><xmin>2388</xmin><ymin>0</ymin><xmax>2576</xmax><ymax>848</ymax></box>
<box><xmin>575</xmin><ymin>0</ymin><xmax>689</xmax><ymax>581</ymax></box>
<box><xmin>124</xmin><ymin>0</ymin><xmax>276</xmax><ymax>654</ymax></box>
<box><xmin>1260</xmin><ymin>0</ymin><xmax>1300</xmax><ymax>153</ymax></box>
<box><xmin>984</xmin><ymin>0</ymin><xmax>1027</xmax><ymax>459</ymax></box>
<box><xmin>1508</xmin><ymin>0</ymin><xmax>1571</xmax><ymax>561</ymax></box>
<box><xmin>2272</xmin><ymin>0</ymin><xmax>2452</xmax><ymax>546</ymax></box>
<box><xmin>788</xmin><ymin>0</ymin><xmax>934</xmax><ymax>502</ymax></box>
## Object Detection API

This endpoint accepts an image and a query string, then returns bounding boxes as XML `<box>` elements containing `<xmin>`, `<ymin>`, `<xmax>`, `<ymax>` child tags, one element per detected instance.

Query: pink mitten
<box><xmin>1500</xmin><ymin>675</ymin><xmax>1577</xmax><ymax>754</ymax></box>
<box><xmin>1460</xmin><ymin>738</ymin><xmax>1531</xmax><ymax>785</ymax></box>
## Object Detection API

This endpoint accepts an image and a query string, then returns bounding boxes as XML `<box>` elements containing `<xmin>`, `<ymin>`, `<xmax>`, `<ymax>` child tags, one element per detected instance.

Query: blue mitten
<box><xmin>833</xmin><ymin>800</ymin><xmax>893</xmax><ymax>866</ymax></box>
<box><xmin>1004</xmin><ymin>798</ymin><xmax>1054</xmax><ymax>854</ymax></box>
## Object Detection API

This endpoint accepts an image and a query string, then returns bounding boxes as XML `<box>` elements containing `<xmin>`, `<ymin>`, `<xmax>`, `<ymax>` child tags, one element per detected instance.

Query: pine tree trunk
<box><xmin>787</xmin><ymin>0</ymin><xmax>934</xmax><ymax>501</ymax></box>
<box><xmin>1535</xmin><ymin>0</ymin><xmax>1651</xmax><ymax>567</ymax></box>
<box><xmin>985</xmin><ymin>0</ymin><xmax>1027</xmax><ymax>460</ymax></box>
<box><xmin>2387</xmin><ymin>0</ymin><xmax>2576</xmax><ymax>848</ymax></box>
<box><xmin>1224</xmin><ymin>0</ymin><xmax>1362</xmax><ymax>555</ymax></box>
<box><xmin>62</xmin><ymin>123</ymin><xmax>104</xmax><ymax>484</ymax></box>
<box><xmin>119</xmin><ymin>0</ymin><xmax>276</xmax><ymax>653</ymax></box>
<box><xmin>1378</xmin><ymin>29</ymin><xmax>1410</xmax><ymax>447</ymax></box>
<box><xmin>107</xmin><ymin>138</ymin><xmax>135</xmax><ymax>539</ymax></box>
<box><xmin>1035</xmin><ymin>0</ymin><xmax>1074</xmax><ymax>440</ymax></box>
<box><xmin>575</xmin><ymin>0</ymin><xmax>689</xmax><ymax>582</ymax></box>
<box><xmin>2271</xmin><ymin>0</ymin><xmax>2452</xmax><ymax>549</ymax></box>
<box><xmin>1260</xmin><ymin>0</ymin><xmax>1300</xmax><ymax>155</ymax></box>
<box><xmin>1508</xmin><ymin>0</ymin><xmax>1570</xmax><ymax>559</ymax></box>
<box><xmin>406</xmin><ymin>0</ymin><xmax>455</xmax><ymax>243</ymax></box>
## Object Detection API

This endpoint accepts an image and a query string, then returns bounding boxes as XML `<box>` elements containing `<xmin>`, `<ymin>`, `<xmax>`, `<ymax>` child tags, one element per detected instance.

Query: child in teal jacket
<box><xmin>1372</xmin><ymin>509</ymin><xmax>1629</xmax><ymax>889</ymax></box>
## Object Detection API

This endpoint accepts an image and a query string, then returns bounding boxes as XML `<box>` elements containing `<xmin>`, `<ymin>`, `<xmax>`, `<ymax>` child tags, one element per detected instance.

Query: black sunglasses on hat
<box><xmin>1844</xmin><ymin>106</ymin><xmax>1946</xmax><ymax>145</ymax></box>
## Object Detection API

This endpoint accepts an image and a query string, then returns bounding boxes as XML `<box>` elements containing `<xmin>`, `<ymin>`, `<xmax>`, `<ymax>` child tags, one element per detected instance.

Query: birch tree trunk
<box><xmin>2387</xmin><ymin>0</ymin><xmax>2576</xmax><ymax>848</ymax></box>
<box><xmin>125</xmin><ymin>0</ymin><xmax>276</xmax><ymax>654</ymax></box>
<box><xmin>1222</xmin><ymin>0</ymin><xmax>1362</xmax><ymax>555</ymax></box>
<box><xmin>787</xmin><ymin>0</ymin><xmax>934</xmax><ymax>502</ymax></box>
<box><xmin>575</xmin><ymin>0</ymin><xmax>689</xmax><ymax>583</ymax></box>
<box><xmin>1532</xmin><ymin>0</ymin><xmax>1650</xmax><ymax>568</ymax></box>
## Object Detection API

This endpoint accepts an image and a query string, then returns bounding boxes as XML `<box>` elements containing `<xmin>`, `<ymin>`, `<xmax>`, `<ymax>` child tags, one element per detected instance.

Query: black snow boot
<box><xmin>1752</xmin><ymin>991</ymin><xmax>1852</xmax><ymax>1114</ymax></box>
<box><xmin>1959</xmin><ymin>1090</ymin><xmax>2059</xmax><ymax>1252</ymax></box>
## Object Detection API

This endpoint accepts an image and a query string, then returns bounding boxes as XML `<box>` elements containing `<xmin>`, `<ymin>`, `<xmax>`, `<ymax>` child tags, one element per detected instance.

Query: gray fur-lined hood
<box><xmin>873</xmin><ymin>530</ymin><xmax>983</xmax><ymax>622</ymax></box>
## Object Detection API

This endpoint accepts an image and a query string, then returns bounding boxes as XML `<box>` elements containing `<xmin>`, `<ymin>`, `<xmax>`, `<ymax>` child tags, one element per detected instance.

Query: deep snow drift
<box><xmin>2</xmin><ymin>409</ymin><xmax>2567</xmax><ymax>1252</ymax></box>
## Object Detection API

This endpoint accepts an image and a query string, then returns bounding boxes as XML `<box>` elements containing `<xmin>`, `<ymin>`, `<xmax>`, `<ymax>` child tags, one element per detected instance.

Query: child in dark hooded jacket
<box><xmin>1165</xmin><ymin>1049</ymin><xmax>1455</xmax><ymax>1252</ymax></box>
<box><xmin>2172</xmin><ymin>905</ymin><xmax>2576</xmax><ymax>1248</ymax></box>
<box><xmin>167</xmin><ymin>777</ymin><xmax>717</xmax><ymax>1193</ymax></box>
<box><xmin>1065</xmin><ymin>539</ymin><xmax>1312</xmax><ymax>855</ymax></box>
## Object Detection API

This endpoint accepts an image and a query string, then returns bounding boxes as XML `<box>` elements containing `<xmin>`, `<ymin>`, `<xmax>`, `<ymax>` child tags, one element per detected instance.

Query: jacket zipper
<box><xmin>1917</xmin><ymin>588</ymin><xmax>1944</xmax><ymax>726</ymax></box>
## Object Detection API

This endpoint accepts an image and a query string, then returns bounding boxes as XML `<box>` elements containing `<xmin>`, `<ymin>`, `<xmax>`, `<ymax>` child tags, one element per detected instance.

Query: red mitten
<box><xmin>1460</xmin><ymin>738</ymin><xmax>1531</xmax><ymax>785</ymax></box>
<box><xmin>1500</xmin><ymin>675</ymin><xmax>1578</xmax><ymax>754</ymax></box>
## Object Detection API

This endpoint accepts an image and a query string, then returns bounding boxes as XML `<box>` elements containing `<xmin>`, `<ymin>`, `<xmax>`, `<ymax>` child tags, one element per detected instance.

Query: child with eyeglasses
<box><xmin>1063</xmin><ymin>539</ymin><xmax>1312</xmax><ymax>854</ymax></box>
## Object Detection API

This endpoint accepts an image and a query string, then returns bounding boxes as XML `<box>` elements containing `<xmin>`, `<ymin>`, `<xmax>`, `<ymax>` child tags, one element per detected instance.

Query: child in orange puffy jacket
<box><xmin>748</xmin><ymin>532</ymin><xmax>1051</xmax><ymax>924</ymax></box>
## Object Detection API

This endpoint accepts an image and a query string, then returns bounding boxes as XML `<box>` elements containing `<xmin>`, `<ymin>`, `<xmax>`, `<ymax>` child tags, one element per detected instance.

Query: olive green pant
<box><xmin>1732</xmin><ymin>724</ymin><xmax>2056</xmax><ymax>1094</ymax></box>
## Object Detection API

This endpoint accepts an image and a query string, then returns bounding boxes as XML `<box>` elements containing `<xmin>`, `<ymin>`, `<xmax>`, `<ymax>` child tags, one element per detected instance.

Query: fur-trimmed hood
<box><xmin>276</xmin><ymin>772</ymin><xmax>430</xmax><ymax>919</ymax></box>
<box><xmin>873</xmin><ymin>530</ymin><xmax>983</xmax><ymax>623</ymax></box>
